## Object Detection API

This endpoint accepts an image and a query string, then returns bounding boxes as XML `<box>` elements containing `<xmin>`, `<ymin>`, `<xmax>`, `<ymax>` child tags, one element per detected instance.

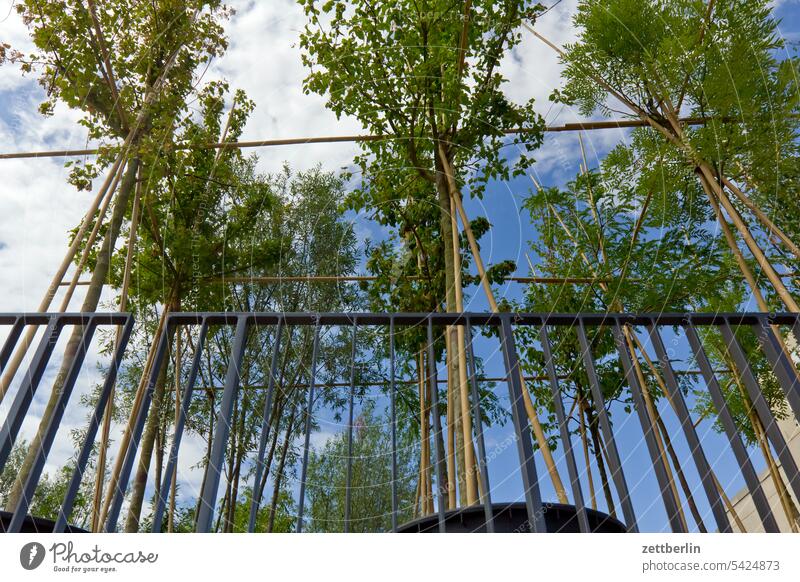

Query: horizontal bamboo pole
<box><xmin>213</xmin><ymin>275</ymin><xmax>628</xmax><ymax>284</ymax></box>
<box><xmin>0</xmin><ymin>117</ymin><xmax>713</xmax><ymax>160</ymax></box>
<box><xmin>62</xmin><ymin>271</ymin><xmax>799</xmax><ymax>287</ymax></box>
<box><xmin>199</xmin><ymin>369</ymin><xmax>719</xmax><ymax>392</ymax></box>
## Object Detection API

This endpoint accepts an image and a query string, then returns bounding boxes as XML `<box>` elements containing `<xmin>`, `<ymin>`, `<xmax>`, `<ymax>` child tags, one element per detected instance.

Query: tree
<box><xmin>521</xmin><ymin>134</ymin><xmax>791</xmax><ymax>529</ymax></box>
<box><xmin>547</xmin><ymin>0</ymin><xmax>800</xmax><ymax>312</ymax></box>
<box><xmin>305</xmin><ymin>403</ymin><xmax>416</xmax><ymax>532</ymax></box>
<box><xmin>300</xmin><ymin>0</ymin><xmax>548</xmax><ymax>508</ymax></box>
<box><xmin>3</xmin><ymin>0</ymin><xmax>233</xmax><ymax>513</ymax></box>
<box><xmin>112</xmin><ymin>164</ymin><xmax>365</xmax><ymax>532</ymax></box>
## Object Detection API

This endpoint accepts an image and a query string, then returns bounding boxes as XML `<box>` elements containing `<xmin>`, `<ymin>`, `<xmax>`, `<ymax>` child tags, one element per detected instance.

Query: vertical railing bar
<box><xmin>344</xmin><ymin>319</ymin><xmax>357</xmax><ymax>533</ymax></box>
<box><xmin>576</xmin><ymin>320</ymin><xmax>638</xmax><ymax>532</ymax></box>
<box><xmin>247</xmin><ymin>317</ymin><xmax>284</xmax><ymax>533</ymax></box>
<box><xmin>498</xmin><ymin>315</ymin><xmax>545</xmax><ymax>533</ymax></box>
<box><xmin>753</xmin><ymin>317</ymin><xmax>800</xmax><ymax>425</ymax></box>
<box><xmin>464</xmin><ymin>320</ymin><xmax>494</xmax><ymax>532</ymax></box>
<box><xmin>719</xmin><ymin>320</ymin><xmax>800</xmax><ymax>506</ymax></box>
<box><xmin>683</xmin><ymin>321</ymin><xmax>779</xmax><ymax>532</ymax></box>
<box><xmin>389</xmin><ymin>316</ymin><xmax>398</xmax><ymax>532</ymax></box>
<box><xmin>0</xmin><ymin>317</ymin><xmax>24</xmax><ymax>372</ymax></box>
<box><xmin>152</xmin><ymin>319</ymin><xmax>210</xmax><ymax>532</ymax></box>
<box><xmin>296</xmin><ymin>318</ymin><xmax>321</xmax><ymax>533</ymax></box>
<box><xmin>105</xmin><ymin>318</ymin><xmax>172</xmax><ymax>532</ymax></box>
<box><xmin>426</xmin><ymin>318</ymin><xmax>447</xmax><ymax>532</ymax></box>
<box><xmin>0</xmin><ymin>316</ymin><xmax>61</xmax><ymax>469</ymax></box>
<box><xmin>612</xmin><ymin>320</ymin><xmax>685</xmax><ymax>532</ymax></box>
<box><xmin>539</xmin><ymin>324</ymin><xmax>590</xmax><ymax>533</ymax></box>
<box><xmin>195</xmin><ymin>315</ymin><xmax>249</xmax><ymax>533</ymax></box>
<box><xmin>55</xmin><ymin>315</ymin><xmax>134</xmax><ymax>533</ymax></box>
<box><xmin>646</xmin><ymin>321</ymin><xmax>731</xmax><ymax>533</ymax></box>
<box><xmin>9</xmin><ymin>319</ymin><xmax>98</xmax><ymax>532</ymax></box>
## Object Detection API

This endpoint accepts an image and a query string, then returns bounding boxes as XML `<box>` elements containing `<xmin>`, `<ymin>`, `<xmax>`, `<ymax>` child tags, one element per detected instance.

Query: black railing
<box><xmin>1</xmin><ymin>312</ymin><xmax>799</xmax><ymax>533</ymax></box>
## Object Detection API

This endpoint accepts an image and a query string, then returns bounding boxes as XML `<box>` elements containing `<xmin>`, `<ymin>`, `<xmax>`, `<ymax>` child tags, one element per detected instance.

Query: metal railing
<box><xmin>1</xmin><ymin>311</ymin><xmax>799</xmax><ymax>533</ymax></box>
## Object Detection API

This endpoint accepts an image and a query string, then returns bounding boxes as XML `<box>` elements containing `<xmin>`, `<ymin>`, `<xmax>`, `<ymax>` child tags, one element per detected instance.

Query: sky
<box><xmin>1</xmin><ymin>0</ymin><xmax>800</xmax><ymax>532</ymax></box>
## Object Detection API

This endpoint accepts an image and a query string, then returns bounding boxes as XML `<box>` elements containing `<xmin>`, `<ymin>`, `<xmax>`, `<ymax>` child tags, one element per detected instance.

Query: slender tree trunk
<box><xmin>586</xmin><ymin>406</ymin><xmax>616</xmax><ymax>517</ymax></box>
<box><xmin>254</xmin><ymin>398</ymin><xmax>284</xmax><ymax>513</ymax></box>
<box><xmin>578</xmin><ymin>397</ymin><xmax>597</xmax><ymax>510</ymax></box>
<box><xmin>656</xmin><ymin>414</ymin><xmax>708</xmax><ymax>532</ymax></box>
<box><xmin>267</xmin><ymin>406</ymin><xmax>297</xmax><ymax>532</ymax></box>
<box><xmin>623</xmin><ymin>328</ymin><xmax>688</xmax><ymax>530</ymax></box>
<box><xmin>124</xmin><ymin>324</ymin><xmax>173</xmax><ymax>532</ymax></box>
<box><xmin>193</xmin><ymin>390</ymin><xmax>216</xmax><ymax>530</ymax></box>
<box><xmin>5</xmin><ymin>158</ymin><xmax>140</xmax><ymax>511</ymax></box>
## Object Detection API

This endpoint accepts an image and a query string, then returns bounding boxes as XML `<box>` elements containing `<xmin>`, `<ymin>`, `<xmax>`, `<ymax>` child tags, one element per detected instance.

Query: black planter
<box><xmin>396</xmin><ymin>502</ymin><xmax>627</xmax><ymax>533</ymax></box>
<box><xmin>0</xmin><ymin>511</ymin><xmax>87</xmax><ymax>534</ymax></box>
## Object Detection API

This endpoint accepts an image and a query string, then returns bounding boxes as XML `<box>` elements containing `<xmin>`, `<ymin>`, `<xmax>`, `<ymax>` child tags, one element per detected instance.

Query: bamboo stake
<box><xmin>727</xmin><ymin>368</ymin><xmax>800</xmax><ymax>532</ymax></box>
<box><xmin>623</xmin><ymin>329</ymin><xmax>689</xmax><ymax>531</ymax></box>
<box><xmin>697</xmin><ymin>163</ymin><xmax>799</xmax><ymax>312</ymax></box>
<box><xmin>444</xmin><ymin>330</ymin><xmax>458</xmax><ymax>510</ymax></box>
<box><xmin>571</xmin><ymin>141</ymin><xmax>689</xmax><ymax>526</ymax></box>
<box><xmin>528</xmin><ymin>26</ymin><xmax>799</xmax><ymax>314</ymax></box>
<box><xmin>713</xmin><ymin>474</ymin><xmax>747</xmax><ymax>532</ymax></box>
<box><xmin>440</xmin><ymin>148</ymin><xmax>569</xmax><ymax>504</ymax></box>
<box><xmin>0</xmin><ymin>119</ymin><xmax>721</xmax><ymax>161</ymax></box>
<box><xmin>546</xmin><ymin>191</ymin><xmax>689</xmax><ymax>517</ymax></box>
<box><xmin>450</xmin><ymin>194</ymin><xmax>478</xmax><ymax>506</ymax></box>
<box><xmin>90</xmin><ymin>164</ymin><xmax>142</xmax><ymax>530</ymax></box>
<box><xmin>97</xmin><ymin>304</ymin><xmax>170</xmax><ymax>529</ymax></box>
<box><xmin>655</xmin><ymin>413</ymin><xmax>708</xmax><ymax>532</ymax></box>
<box><xmin>699</xmin><ymin>173</ymin><xmax>770</xmax><ymax>311</ymax></box>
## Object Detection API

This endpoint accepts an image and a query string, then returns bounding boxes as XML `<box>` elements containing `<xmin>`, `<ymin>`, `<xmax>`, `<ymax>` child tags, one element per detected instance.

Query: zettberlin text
<box><xmin>642</xmin><ymin>543</ymin><xmax>701</xmax><ymax>554</ymax></box>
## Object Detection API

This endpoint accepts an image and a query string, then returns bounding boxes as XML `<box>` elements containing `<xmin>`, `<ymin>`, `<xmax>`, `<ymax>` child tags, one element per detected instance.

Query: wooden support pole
<box><xmin>440</xmin><ymin>152</ymin><xmax>569</xmax><ymax>504</ymax></box>
<box><xmin>0</xmin><ymin>118</ymin><xmax>720</xmax><ymax>161</ymax></box>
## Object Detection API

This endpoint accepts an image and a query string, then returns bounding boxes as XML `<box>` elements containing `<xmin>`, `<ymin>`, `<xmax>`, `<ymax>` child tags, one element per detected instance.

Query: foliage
<box><xmin>305</xmin><ymin>402</ymin><xmax>416</xmax><ymax>532</ymax></box>
<box><xmin>13</xmin><ymin>0</ymin><xmax>233</xmax><ymax>189</ymax></box>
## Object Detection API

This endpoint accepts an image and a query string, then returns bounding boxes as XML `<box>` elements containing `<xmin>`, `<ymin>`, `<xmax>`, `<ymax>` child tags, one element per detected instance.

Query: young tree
<box><xmin>300</xmin><ymin>0</ymin><xmax>551</xmax><ymax>508</ymax></box>
<box><xmin>305</xmin><ymin>403</ymin><xmax>417</xmax><ymax>532</ymax></box>
<box><xmin>544</xmin><ymin>0</ymin><xmax>800</xmax><ymax>311</ymax></box>
<box><xmin>522</xmin><ymin>137</ymin><xmax>788</xmax><ymax>529</ymax></box>
<box><xmin>3</xmin><ymin>0</ymin><xmax>233</xmax><ymax>512</ymax></box>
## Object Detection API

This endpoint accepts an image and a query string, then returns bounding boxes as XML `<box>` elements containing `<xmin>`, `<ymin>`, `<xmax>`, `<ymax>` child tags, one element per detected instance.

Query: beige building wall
<box><xmin>727</xmin><ymin>411</ymin><xmax>800</xmax><ymax>532</ymax></box>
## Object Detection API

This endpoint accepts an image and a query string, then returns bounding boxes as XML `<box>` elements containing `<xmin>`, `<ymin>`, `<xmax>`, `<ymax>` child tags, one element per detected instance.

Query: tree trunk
<box><xmin>124</xmin><ymin>327</ymin><xmax>173</xmax><ymax>532</ymax></box>
<box><xmin>578</xmin><ymin>397</ymin><xmax>597</xmax><ymax>510</ymax></box>
<box><xmin>586</xmin><ymin>406</ymin><xmax>616</xmax><ymax>517</ymax></box>
<box><xmin>193</xmin><ymin>389</ymin><xmax>216</xmax><ymax>530</ymax></box>
<box><xmin>254</xmin><ymin>398</ymin><xmax>284</xmax><ymax>514</ymax></box>
<box><xmin>267</xmin><ymin>406</ymin><xmax>298</xmax><ymax>532</ymax></box>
